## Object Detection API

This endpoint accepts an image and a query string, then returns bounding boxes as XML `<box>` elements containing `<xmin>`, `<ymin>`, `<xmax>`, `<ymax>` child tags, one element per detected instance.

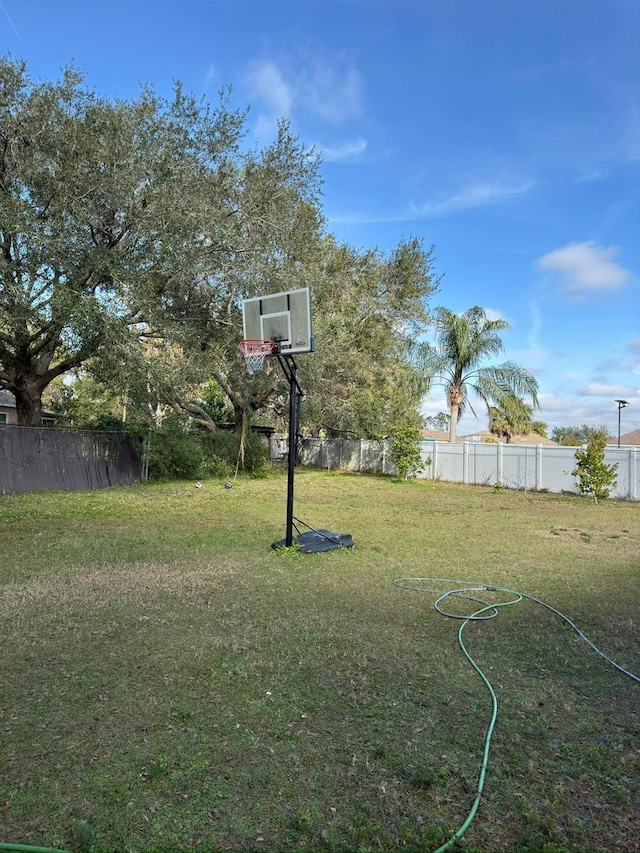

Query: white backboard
<box><xmin>241</xmin><ymin>287</ymin><xmax>313</xmax><ymax>355</ymax></box>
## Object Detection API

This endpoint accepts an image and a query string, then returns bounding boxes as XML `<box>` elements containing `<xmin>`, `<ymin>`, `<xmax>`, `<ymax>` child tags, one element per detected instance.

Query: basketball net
<box><xmin>238</xmin><ymin>339</ymin><xmax>277</xmax><ymax>374</ymax></box>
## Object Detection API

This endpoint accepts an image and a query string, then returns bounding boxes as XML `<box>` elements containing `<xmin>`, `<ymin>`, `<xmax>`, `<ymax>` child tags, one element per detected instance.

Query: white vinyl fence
<box><xmin>280</xmin><ymin>437</ymin><xmax>640</xmax><ymax>501</ymax></box>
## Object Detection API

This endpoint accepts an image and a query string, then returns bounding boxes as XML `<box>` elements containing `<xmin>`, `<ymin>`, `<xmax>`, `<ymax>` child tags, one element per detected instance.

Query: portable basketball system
<box><xmin>240</xmin><ymin>288</ymin><xmax>354</xmax><ymax>553</ymax></box>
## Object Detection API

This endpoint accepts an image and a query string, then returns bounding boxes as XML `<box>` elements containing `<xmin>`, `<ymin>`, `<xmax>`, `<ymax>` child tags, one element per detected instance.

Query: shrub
<box><xmin>147</xmin><ymin>416</ymin><xmax>269</xmax><ymax>481</ymax></box>
<box><xmin>572</xmin><ymin>431</ymin><xmax>619</xmax><ymax>503</ymax></box>
<box><xmin>388</xmin><ymin>426</ymin><xmax>425</xmax><ymax>480</ymax></box>
<box><xmin>148</xmin><ymin>419</ymin><xmax>207</xmax><ymax>481</ymax></box>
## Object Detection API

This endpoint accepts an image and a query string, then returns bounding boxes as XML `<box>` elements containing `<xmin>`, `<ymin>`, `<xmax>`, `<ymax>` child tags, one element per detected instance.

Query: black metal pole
<box><xmin>618</xmin><ymin>404</ymin><xmax>621</xmax><ymax>448</ymax></box>
<box><xmin>285</xmin><ymin>357</ymin><xmax>298</xmax><ymax>546</ymax></box>
<box><xmin>615</xmin><ymin>400</ymin><xmax>629</xmax><ymax>448</ymax></box>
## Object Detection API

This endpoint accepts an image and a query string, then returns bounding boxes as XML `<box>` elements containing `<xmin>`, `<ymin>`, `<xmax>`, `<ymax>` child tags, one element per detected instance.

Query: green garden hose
<box><xmin>0</xmin><ymin>845</ymin><xmax>72</xmax><ymax>853</ymax></box>
<box><xmin>394</xmin><ymin>577</ymin><xmax>639</xmax><ymax>853</ymax></box>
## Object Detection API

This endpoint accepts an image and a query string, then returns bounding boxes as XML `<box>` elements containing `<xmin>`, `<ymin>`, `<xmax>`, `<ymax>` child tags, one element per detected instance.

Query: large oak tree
<box><xmin>139</xmin><ymin>233</ymin><xmax>441</xmax><ymax>440</ymax></box>
<box><xmin>0</xmin><ymin>57</ymin><xmax>321</xmax><ymax>425</ymax></box>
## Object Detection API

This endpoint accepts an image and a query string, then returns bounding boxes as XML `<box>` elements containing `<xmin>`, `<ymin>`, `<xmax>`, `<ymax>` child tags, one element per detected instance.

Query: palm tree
<box><xmin>423</xmin><ymin>306</ymin><xmax>539</xmax><ymax>442</ymax></box>
<box><xmin>489</xmin><ymin>394</ymin><xmax>534</xmax><ymax>443</ymax></box>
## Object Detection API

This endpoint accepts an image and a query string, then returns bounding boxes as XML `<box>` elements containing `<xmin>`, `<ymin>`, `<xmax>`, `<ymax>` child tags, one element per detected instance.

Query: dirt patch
<box><xmin>536</xmin><ymin>527</ymin><xmax>632</xmax><ymax>544</ymax></box>
<box><xmin>0</xmin><ymin>560</ymin><xmax>235</xmax><ymax>618</ymax></box>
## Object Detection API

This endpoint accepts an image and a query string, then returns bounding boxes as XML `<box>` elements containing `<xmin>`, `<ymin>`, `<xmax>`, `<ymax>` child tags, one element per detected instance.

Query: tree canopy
<box><xmin>1</xmin><ymin>56</ymin><xmax>443</xmax><ymax>439</ymax></box>
<box><xmin>0</xmin><ymin>56</ymin><xmax>322</xmax><ymax>425</ymax></box>
<box><xmin>298</xmin><ymin>236</ymin><xmax>440</xmax><ymax>437</ymax></box>
<box><xmin>551</xmin><ymin>424</ymin><xmax>608</xmax><ymax>446</ymax></box>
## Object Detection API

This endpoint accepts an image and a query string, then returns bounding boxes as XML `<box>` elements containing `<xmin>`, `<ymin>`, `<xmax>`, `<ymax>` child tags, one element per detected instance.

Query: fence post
<box><xmin>496</xmin><ymin>442</ymin><xmax>503</xmax><ymax>486</ymax></box>
<box><xmin>142</xmin><ymin>432</ymin><xmax>151</xmax><ymax>482</ymax></box>
<box><xmin>536</xmin><ymin>444</ymin><xmax>543</xmax><ymax>491</ymax></box>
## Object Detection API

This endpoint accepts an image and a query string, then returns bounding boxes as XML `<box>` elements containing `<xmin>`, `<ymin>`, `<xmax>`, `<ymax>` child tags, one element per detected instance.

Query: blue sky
<box><xmin>3</xmin><ymin>0</ymin><xmax>639</xmax><ymax>436</ymax></box>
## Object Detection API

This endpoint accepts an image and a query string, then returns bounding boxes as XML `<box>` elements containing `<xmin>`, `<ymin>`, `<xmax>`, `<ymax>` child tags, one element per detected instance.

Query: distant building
<box><xmin>461</xmin><ymin>429</ymin><xmax>558</xmax><ymax>446</ymax></box>
<box><xmin>420</xmin><ymin>429</ymin><xmax>456</xmax><ymax>442</ymax></box>
<box><xmin>607</xmin><ymin>429</ymin><xmax>640</xmax><ymax>447</ymax></box>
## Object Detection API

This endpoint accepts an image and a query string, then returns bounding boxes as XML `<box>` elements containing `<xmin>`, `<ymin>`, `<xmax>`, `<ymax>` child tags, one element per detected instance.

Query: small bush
<box><xmin>572</xmin><ymin>431</ymin><xmax>619</xmax><ymax>503</ymax></box>
<box><xmin>148</xmin><ymin>419</ymin><xmax>207</xmax><ymax>481</ymax></box>
<box><xmin>388</xmin><ymin>426</ymin><xmax>425</xmax><ymax>480</ymax></box>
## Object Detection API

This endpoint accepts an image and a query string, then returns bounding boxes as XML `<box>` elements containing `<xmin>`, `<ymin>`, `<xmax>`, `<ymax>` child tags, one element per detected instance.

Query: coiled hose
<box><xmin>393</xmin><ymin>577</ymin><xmax>639</xmax><ymax>853</ymax></box>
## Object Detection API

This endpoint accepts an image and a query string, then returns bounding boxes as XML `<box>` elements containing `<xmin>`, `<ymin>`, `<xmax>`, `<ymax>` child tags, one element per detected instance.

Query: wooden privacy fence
<box><xmin>0</xmin><ymin>426</ymin><xmax>143</xmax><ymax>495</ymax></box>
<box><xmin>288</xmin><ymin>437</ymin><xmax>640</xmax><ymax>501</ymax></box>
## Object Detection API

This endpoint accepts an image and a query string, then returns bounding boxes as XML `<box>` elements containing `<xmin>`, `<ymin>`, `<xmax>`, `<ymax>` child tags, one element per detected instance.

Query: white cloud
<box><xmin>577</xmin><ymin>382</ymin><xmax>634</xmax><ymax>397</ymax></box>
<box><xmin>483</xmin><ymin>307</ymin><xmax>509</xmax><ymax>323</ymax></box>
<box><xmin>410</xmin><ymin>177</ymin><xmax>534</xmax><ymax>218</ymax></box>
<box><xmin>422</xmin><ymin>386</ymin><xmax>638</xmax><ymax>436</ymax></box>
<box><xmin>537</xmin><ymin>241</ymin><xmax>632</xmax><ymax>297</ymax></box>
<box><xmin>246</xmin><ymin>60</ymin><xmax>294</xmax><ymax>117</ymax></box>
<box><xmin>319</xmin><ymin>138</ymin><xmax>368</xmax><ymax>163</ymax></box>
<box><xmin>244</xmin><ymin>53</ymin><xmax>363</xmax><ymax>140</ymax></box>
<box><xmin>329</xmin><ymin>174</ymin><xmax>534</xmax><ymax>224</ymax></box>
<box><xmin>301</xmin><ymin>60</ymin><xmax>363</xmax><ymax>124</ymax></box>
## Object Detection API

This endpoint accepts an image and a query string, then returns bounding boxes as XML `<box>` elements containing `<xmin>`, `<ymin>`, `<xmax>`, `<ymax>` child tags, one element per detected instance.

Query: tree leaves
<box><xmin>422</xmin><ymin>306</ymin><xmax>539</xmax><ymax>442</ymax></box>
<box><xmin>0</xmin><ymin>58</ymin><xmax>319</xmax><ymax>425</ymax></box>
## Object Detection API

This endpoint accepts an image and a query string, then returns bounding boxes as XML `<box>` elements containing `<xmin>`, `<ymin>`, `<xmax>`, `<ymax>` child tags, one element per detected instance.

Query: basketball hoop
<box><xmin>238</xmin><ymin>339</ymin><xmax>277</xmax><ymax>373</ymax></box>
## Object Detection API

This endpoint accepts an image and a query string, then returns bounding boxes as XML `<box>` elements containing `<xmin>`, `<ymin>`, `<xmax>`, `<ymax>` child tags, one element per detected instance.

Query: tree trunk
<box><xmin>448</xmin><ymin>403</ymin><xmax>459</xmax><ymax>443</ymax></box>
<box><xmin>13</xmin><ymin>381</ymin><xmax>45</xmax><ymax>426</ymax></box>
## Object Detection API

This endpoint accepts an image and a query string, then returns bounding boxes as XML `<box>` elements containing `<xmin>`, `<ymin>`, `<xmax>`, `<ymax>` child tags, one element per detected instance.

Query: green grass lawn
<box><xmin>1</xmin><ymin>470</ymin><xmax>638</xmax><ymax>852</ymax></box>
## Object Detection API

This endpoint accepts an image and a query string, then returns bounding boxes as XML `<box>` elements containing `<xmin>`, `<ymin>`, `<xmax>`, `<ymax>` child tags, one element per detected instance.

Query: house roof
<box><xmin>461</xmin><ymin>429</ymin><xmax>558</xmax><ymax>445</ymax></box>
<box><xmin>607</xmin><ymin>428</ymin><xmax>640</xmax><ymax>446</ymax></box>
<box><xmin>420</xmin><ymin>429</ymin><xmax>459</xmax><ymax>442</ymax></box>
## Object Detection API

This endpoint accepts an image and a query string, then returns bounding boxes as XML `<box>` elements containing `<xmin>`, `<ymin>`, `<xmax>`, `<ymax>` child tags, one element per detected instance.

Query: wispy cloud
<box><xmin>537</xmin><ymin>241</ymin><xmax>633</xmax><ymax>297</ymax></box>
<box><xmin>246</xmin><ymin>60</ymin><xmax>294</xmax><ymax>117</ymax></box>
<box><xmin>328</xmin><ymin>173</ymin><xmax>534</xmax><ymax>225</ymax></box>
<box><xmin>409</xmin><ymin>177</ymin><xmax>535</xmax><ymax>218</ymax></box>
<box><xmin>244</xmin><ymin>60</ymin><xmax>296</xmax><ymax>142</ymax></box>
<box><xmin>0</xmin><ymin>0</ymin><xmax>29</xmax><ymax>55</ymax></box>
<box><xmin>301</xmin><ymin>58</ymin><xmax>363</xmax><ymax>124</ymax></box>
<box><xmin>318</xmin><ymin>138</ymin><xmax>368</xmax><ymax>163</ymax></box>
<box><xmin>327</xmin><ymin>209</ymin><xmax>420</xmax><ymax>225</ymax></box>
<box><xmin>510</xmin><ymin>58</ymin><xmax>577</xmax><ymax>82</ymax></box>
<box><xmin>202</xmin><ymin>64</ymin><xmax>219</xmax><ymax>90</ymax></box>
<box><xmin>527</xmin><ymin>299</ymin><xmax>543</xmax><ymax>352</ymax></box>
<box><xmin>244</xmin><ymin>52</ymin><xmax>363</xmax><ymax>141</ymax></box>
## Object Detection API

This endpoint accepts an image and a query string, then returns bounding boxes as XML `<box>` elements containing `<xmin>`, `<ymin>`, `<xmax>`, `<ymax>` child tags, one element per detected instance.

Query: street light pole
<box><xmin>615</xmin><ymin>399</ymin><xmax>629</xmax><ymax>448</ymax></box>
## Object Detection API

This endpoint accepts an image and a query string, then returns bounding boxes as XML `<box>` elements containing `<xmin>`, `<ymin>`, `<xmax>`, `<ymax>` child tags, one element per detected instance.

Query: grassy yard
<box><xmin>0</xmin><ymin>470</ymin><xmax>638</xmax><ymax>853</ymax></box>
